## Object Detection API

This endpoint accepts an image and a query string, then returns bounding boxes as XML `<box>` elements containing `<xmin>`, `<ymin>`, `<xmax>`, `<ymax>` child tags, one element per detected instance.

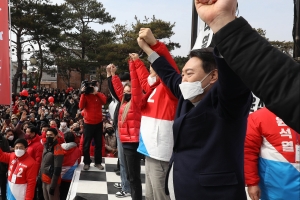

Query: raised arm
<box><xmin>194</xmin><ymin>0</ymin><xmax>300</xmax><ymax>132</ymax></box>
<box><xmin>137</xmin><ymin>37</ymin><xmax>182</xmax><ymax>99</ymax></box>
<box><xmin>129</xmin><ymin>57</ymin><xmax>143</xmax><ymax>108</ymax></box>
<box><xmin>107</xmin><ymin>64</ymin><xmax>121</xmax><ymax>102</ymax></box>
<box><xmin>111</xmin><ymin>74</ymin><xmax>125</xmax><ymax>103</ymax></box>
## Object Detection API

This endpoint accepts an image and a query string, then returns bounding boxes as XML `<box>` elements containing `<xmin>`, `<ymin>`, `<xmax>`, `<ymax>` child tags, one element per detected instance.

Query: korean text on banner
<box><xmin>0</xmin><ymin>0</ymin><xmax>11</xmax><ymax>105</ymax></box>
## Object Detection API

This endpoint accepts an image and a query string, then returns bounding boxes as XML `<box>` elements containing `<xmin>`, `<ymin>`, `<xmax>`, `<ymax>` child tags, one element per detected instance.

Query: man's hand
<box><xmin>137</xmin><ymin>37</ymin><xmax>154</xmax><ymax>56</ymax></box>
<box><xmin>247</xmin><ymin>185</ymin><xmax>261</xmax><ymax>200</ymax></box>
<box><xmin>194</xmin><ymin>0</ymin><xmax>237</xmax><ymax>33</ymax></box>
<box><xmin>106</xmin><ymin>64</ymin><xmax>112</xmax><ymax>77</ymax></box>
<box><xmin>20</xmin><ymin>111</ymin><xmax>27</xmax><ymax>122</ymax></box>
<box><xmin>129</xmin><ymin>53</ymin><xmax>139</xmax><ymax>61</ymax></box>
<box><xmin>111</xmin><ymin>64</ymin><xmax>117</xmax><ymax>76</ymax></box>
<box><xmin>139</xmin><ymin>28</ymin><xmax>157</xmax><ymax>46</ymax></box>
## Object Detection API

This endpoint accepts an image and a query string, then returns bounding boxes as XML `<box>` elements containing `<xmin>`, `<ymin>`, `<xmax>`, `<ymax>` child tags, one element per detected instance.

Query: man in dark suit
<box><xmin>137</xmin><ymin>29</ymin><xmax>252</xmax><ymax>200</ymax></box>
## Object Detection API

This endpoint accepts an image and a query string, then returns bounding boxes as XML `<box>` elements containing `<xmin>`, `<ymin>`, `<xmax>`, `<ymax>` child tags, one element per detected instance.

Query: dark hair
<box><xmin>119</xmin><ymin>72</ymin><xmax>131</xmax><ymax>81</ymax></box>
<box><xmin>189</xmin><ymin>48</ymin><xmax>217</xmax><ymax>73</ymax></box>
<box><xmin>14</xmin><ymin>138</ymin><xmax>28</xmax><ymax>148</ymax></box>
<box><xmin>64</xmin><ymin>132</ymin><xmax>75</xmax><ymax>143</ymax></box>
<box><xmin>5</xmin><ymin>129</ymin><xmax>14</xmax><ymax>134</ymax></box>
<box><xmin>27</xmin><ymin>126</ymin><xmax>39</xmax><ymax>135</ymax></box>
<box><xmin>41</xmin><ymin>123</ymin><xmax>50</xmax><ymax>128</ymax></box>
<box><xmin>47</xmin><ymin>127</ymin><xmax>58</xmax><ymax>136</ymax></box>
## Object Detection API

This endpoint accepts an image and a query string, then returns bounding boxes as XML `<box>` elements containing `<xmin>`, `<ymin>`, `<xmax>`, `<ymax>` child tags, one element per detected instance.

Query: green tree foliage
<box><xmin>53</xmin><ymin>0</ymin><xmax>115</xmax><ymax>82</ymax></box>
<box><xmin>95</xmin><ymin>15</ymin><xmax>181</xmax><ymax>74</ymax></box>
<box><xmin>11</xmin><ymin>0</ymin><xmax>39</xmax><ymax>93</ymax></box>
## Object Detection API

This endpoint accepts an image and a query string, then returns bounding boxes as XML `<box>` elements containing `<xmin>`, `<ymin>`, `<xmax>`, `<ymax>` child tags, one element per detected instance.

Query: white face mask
<box><xmin>94</xmin><ymin>87</ymin><xmax>99</xmax><ymax>92</ymax></box>
<box><xmin>15</xmin><ymin>149</ymin><xmax>25</xmax><ymax>157</ymax></box>
<box><xmin>8</xmin><ymin>135</ymin><xmax>14</xmax><ymax>141</ymax></box>
<box><xmin>179</xmin><ymin>71</ymin><xmax>213</xmax><ymax>101</ymax></box>
<box><xmin>147</xmin><ymin>75</ymin><xmax>157</xmax><ymax>86</ymax></box>
<box><xmin>60</xmin><ymin>122</ymin><xmax>67</xmax><ymax>128</ymax></box>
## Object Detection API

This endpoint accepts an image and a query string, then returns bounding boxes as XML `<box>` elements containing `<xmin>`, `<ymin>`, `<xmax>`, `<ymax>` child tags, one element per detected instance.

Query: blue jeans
<box><xmin>116</xmin><ymin>129</ymin><xmax>131</xmax><ymax>193</ymax></box>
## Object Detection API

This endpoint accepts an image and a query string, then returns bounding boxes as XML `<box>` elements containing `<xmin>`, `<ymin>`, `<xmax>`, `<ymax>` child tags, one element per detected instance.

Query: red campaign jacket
<box><xmin>27</xmin><ymin>134</ymin><xmax>43</xmax><ymax>168</ymax></box>
<box><xmin>135</xmin><ymin>41</ymin><xmax>179</xmax><ymax>161</ymax></box>
<box><xmin>244</xmin><ymin>107</ymin><xmax>299</xmax><ymax>186</ymax></box>
<box><xmin>0</xmin><ymin>150</ymin><xmax>39</xmax><ymax>200</ymax></box>
<box><xmin>79</xmin><ymin>92</ymin><xmax>107</xmax><ymax>124</ymax></box>
<box><xmin>79</xmin><ymin>134</ymin><xmax>106</xmax><ymax>157</ymax></box>
<box><xmin>112</xmin><ymin>61</ymin><xmax>143</xmax><ymax>143</ymax></box>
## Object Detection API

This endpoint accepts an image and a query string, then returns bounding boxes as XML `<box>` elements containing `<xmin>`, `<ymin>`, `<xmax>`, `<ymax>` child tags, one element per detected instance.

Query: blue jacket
<box><xmin>150</xmin><ymin>50</ymin><xmax>252</xmax><ymax>200</ymax></box>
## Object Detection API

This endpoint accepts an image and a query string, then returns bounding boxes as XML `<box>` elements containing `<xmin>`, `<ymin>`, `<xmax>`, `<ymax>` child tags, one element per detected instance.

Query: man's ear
<box><xmin>210</xmin><ymin>69</ymin><xmax>218</xmax><ymax>84</ymax></box>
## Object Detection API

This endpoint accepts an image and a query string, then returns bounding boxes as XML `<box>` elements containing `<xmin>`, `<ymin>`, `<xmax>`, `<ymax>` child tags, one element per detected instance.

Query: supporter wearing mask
<box><xmin>107</xmin><ymin>70</ymin><xmax>131</xmax><ymax>197</ymax></box>
<box><xmin>59</xmin><ymin>121</ymin><xmax>70</xmax><ymax>134</ymax></box>
<box><xmin>11</xmin><ymin>114</ymin><xmax>19</xmax><ymax>126</ymax></box>
<box><xmin>104</xmin><ymin>122</ymin><xmax>117</xmax><ymax>156</ymax></box>
<box><xmin>0</xmin><ymin>138</ymin><xmax>39</xmax><ymax>200</ymax></box>
<box><xmin>69</xmin><ymin>98</ymin><xmax>79</xmax><ymax>119</ymax></box>
<box><xmin>41</xmin><ymin>128</ymin><xmax>64</xmax><ymax>200</ymax></box>
<box><xmin>108</xmin><ymin>59</ymin><xmax>143</xmax><ymax>199</ymax></box>
<box><xmin>138</xmin><ymin>29</ymin><xmax>252</xmax><ymax>200</ymax></box>
<box><xmin>29</xmin><ymin>113</ymin><xmax>37</xmax><ymax>127</ymax></box>
<box><xmin>4</xmin><ymin>129</ymin><xmax>16</xmax><ymax>152</ymax></box>
<box><xmin>41</xmin><ymin>120</ymin><xmax>65</xmax><ymax>144</ymax></box>
<box><xmin>79</xmin><ymin>80</ymin><xmax>107</xmax><ymax>171</ymax></box>
<box><xmin>129</xmin><ymin>30</ymin><xmax>180</xmax><ymax>200</ymax></box>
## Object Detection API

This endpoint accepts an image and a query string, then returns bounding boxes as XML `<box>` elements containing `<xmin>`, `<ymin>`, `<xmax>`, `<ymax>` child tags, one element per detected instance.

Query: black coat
<box><xmin>213</xmin><ymin>17</ymin><xmax>300</xmax><ymax>133</ymax></box>
<box><xmin>151</xmin><ymin>54</ymin><xmax>252</xmax><ymax>200</ymax></box>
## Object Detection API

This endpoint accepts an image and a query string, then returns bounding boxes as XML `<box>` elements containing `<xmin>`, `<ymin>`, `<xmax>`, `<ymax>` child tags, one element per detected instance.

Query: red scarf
<box><xmin>141</xmin><ymin>80</ymin><xmax>161</xmax><ymax>110</ymax></box>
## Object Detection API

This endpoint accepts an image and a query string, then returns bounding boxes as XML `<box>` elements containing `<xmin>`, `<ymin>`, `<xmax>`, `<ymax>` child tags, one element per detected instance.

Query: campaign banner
<box><xmin>192</xmin><ymin>18</ymin><xmax>213</xmax><ymax>50</ymax></box>
<box><xmin>0</xmin><ymin>0</ymin><xmax>11</xmax><ymax>105</ymax></box>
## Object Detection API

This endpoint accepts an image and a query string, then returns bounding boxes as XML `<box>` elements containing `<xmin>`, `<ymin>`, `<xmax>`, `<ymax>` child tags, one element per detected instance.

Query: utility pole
<box><xmin>191</xmin><ymin>0</ymin><xmax>198</xmax><ymax>50</ymax></box>
<box><xmin>293</xmin><ymin>0</ymin><xmax>300</xmax><ymax>60</ymax></box>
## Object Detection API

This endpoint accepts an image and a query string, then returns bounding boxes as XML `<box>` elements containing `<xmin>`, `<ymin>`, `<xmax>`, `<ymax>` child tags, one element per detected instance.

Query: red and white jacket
<box><xmin>244</xmin><ymin>107</ymin><xmax>300</xmax><ymax>199</ymax></box>
<box><xmin>0</xmin><ymin>150</ymin><xmax>39</xmax><ymax>200</ymax></box>
<box><xmin>136</xmin><ymin>41</ymin><xmax>179</xmax><ymax>162</ymax></box>
<box><xmin>112</xmin><ymin>61</ymin><xmax>143</xmax><ymax>143</ymax></box>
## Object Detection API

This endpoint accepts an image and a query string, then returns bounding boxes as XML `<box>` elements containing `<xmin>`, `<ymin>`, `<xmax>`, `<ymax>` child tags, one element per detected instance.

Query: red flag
<box><xmin>0</xmin><ymin>0</ymin><xmax>11</xmax><ymax>105</ymax></box>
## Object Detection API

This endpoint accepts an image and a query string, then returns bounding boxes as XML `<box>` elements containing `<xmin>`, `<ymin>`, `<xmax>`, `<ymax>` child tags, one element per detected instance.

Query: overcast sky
<box><xmin>49</xmin><ymin>0</ymin><xmax>294</xmax><ymax>57</ymax></box>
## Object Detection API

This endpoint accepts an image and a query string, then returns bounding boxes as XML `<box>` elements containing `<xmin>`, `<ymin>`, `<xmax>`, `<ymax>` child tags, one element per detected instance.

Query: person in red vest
<box><xmin>0</xmin><ymin>138</ymin><xmax>39</xmax><ymax>200</ymax></box>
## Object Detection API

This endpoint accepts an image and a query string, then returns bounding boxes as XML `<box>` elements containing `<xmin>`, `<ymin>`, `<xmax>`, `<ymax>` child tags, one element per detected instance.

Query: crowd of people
<box><xmin>0</xmin><ymin>0</ymin><xmax>299</xmax><ymax>200</ymax></box>
<box><xmin>0</xmin><ymin>84</ymin><xmax>117</xmax><ymax>200</ymax></box>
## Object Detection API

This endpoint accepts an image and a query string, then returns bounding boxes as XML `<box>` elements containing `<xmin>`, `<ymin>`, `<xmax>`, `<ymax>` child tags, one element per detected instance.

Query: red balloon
<box><xmin>30</xmin><ymin>101</ymin><xmax>35</xmax><ymax>106</ymax></box>
<box><xmin>69</xmin><ymin>87</ymin><xmax>73</xmax><ymax>91</ymax></box>
<box><xmin>33</xmin><ymin>85</ymin><xmax>37</xmax><ymax>89</ymax></box>
<box><xmin>22</xmin><ymin>81</ymin><xmax>27</xmax><ymax>86</ymax></box>
<box><xmin>36</xmin><ymin>97</ymin><xmax>40</xmax><ymax>102</ymax></box>
<box><xmin>48</xmin><ymin>96</ymin><xmax>54</xmax><ymax>103</ymax></box>
<box><xmin>34</xmin><ymin>93</ymin><xmax>39</xmax><ymax>97</ymax></box>
<box><xmin>21</xmin><ymin>89</ymin><xmax>29</xmax><ymax>97</ymax></box>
